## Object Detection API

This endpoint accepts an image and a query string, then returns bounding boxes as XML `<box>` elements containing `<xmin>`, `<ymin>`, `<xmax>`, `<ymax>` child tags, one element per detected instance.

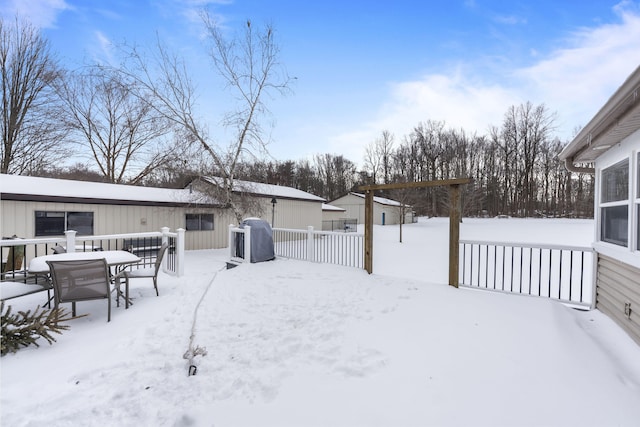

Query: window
<box><xmin>600</xmin><ymin>159</ymin><xmax>629</xmax><ymax>247</ymax></box>
<box><xmin>601</xmin><ymin>205</ymin><xmax>628</xmax><ymax>246</ymax></box>
<box><xmin>35</xmin><ymin>211</ymin><xmax>94</xmax><ymax>236</ymax></box>
<box><xmin>186</xmin><ymin>213</ymin><xmax>214</xmax><ymax>231</ymax></box>
<box><xmin>601</xmin><ymin>159</ymin><xmax>629</xmax><ymax>203</ymax></box>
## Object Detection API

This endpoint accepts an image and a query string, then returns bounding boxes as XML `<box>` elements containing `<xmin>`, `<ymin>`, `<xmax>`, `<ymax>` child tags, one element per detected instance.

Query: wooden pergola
<box><xmin>358</xmin><ymin>178</ymin><xmax>473</xmax><ymax>287</ymax></box>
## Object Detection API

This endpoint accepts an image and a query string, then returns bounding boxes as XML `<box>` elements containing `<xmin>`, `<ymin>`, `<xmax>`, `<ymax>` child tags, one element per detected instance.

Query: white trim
<box><xmin>594</xmin><ymin>132</ymin><xmax>640</xmax><ymax>262</ymax></box>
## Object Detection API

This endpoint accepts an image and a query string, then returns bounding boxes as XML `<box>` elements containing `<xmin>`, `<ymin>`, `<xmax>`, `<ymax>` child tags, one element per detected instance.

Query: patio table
<box><xmin>29</xmin><ymin>250</ymin><xmax>141</xmax><ymax>307</ymax></box>
<box><xmin>28</xmin><ymin>250</ymin><xmax>141</xmax><ymax>274</ymax></box>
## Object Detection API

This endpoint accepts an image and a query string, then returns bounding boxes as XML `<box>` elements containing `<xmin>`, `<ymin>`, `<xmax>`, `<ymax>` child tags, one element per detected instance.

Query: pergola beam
<box><xmin>359</xmin><ymin>178</ymin><xmax>472</xmax><ymax>287</ymax></box>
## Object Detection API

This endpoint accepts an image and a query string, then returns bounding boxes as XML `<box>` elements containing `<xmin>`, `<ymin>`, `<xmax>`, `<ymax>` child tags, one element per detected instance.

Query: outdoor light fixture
<box><xmin>271</xmin><ymin>197</ymin><xmax>277</xmax><ymax>227</ymax></box>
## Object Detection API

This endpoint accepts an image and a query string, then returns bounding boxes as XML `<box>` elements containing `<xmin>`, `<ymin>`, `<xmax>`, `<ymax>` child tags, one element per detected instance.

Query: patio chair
<box><xmin>120</xmin><ymin>242</ymin><xmax>168</xmax><ymax>307</ymax></box>
<box><xmin>52</xmin><ymin>245</ymin><xmax>66</xmax><ymax>254</ymax></box>
<box><xmin>46</xmin><ymin>258</ymin><xmax>112</xmax><ymax>322</ymax></box>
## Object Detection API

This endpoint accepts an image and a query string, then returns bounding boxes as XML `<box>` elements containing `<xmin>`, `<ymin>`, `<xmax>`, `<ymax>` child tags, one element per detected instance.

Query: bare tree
<box><xmin>55</xmin><ymin>66</ymin><xmax>173</xmax><ymax>183</ymax></box>
<box><xmin>363</xmin><ymin>130</ymin><xmax>395</xmax><ymax>184</ymax></box>
<box><xmin>120</xmin><ymin>13</ymin><xmax>293</xmax><ymax>222</ymax></box>
<box><xmin>1</xmin><ymin>17</ymin><xmax>68</xmax><ymax>174</ymax></box>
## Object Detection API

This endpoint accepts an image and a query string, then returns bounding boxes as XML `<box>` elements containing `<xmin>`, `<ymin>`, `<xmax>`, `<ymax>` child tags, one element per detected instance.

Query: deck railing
<box><xmin>1</xmin><ymin>227</ymin><xmax>185</xmax><ymax>283</ymax></box>
<box><xmin>229</xmin><ymin>225</ymin><xmax>364</xmax><ymax>269</ymax></box>
<box><xmin>459</xmin><ymin>240</ymin><xmax>595</xmax><ymax>308</ymax></box>
<box><xmin>273</xmin><ymin>226</ymin><xmax>364</xmax><ymax>268</ymax></box>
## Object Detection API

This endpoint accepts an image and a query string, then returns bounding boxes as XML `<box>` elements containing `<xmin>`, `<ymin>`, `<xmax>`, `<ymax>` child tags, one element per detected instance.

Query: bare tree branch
<box><xmin>1</xmin><ymin>16</ymin><xmax>69</xmax><ymax>174</ymax></box>
<box><xmin>54</xmin><ymin>66</ymin><xmax>173</xmax><ymax>183</ymax></box>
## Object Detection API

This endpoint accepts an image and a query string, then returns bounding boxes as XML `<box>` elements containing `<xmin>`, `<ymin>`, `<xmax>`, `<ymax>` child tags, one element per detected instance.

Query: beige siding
<box><xmin>331</xmin><ymin>194</ymin><xmax>366</xmax><ymax>223</ymax></box>
<box><xmin>331</xmin><ymin>194</ymin><xmax>403</xmax><ymax>225</ymax></box>
<box><xmin>0</xmin><ymin>200</ymin><xmax>233</xmax><ymax>250</ymax></box>
<box><xmin>246</xmin><ymin>198</ymin><xmax>322</xmax><ymax>230</ymax></box>
<box><xmin>322</xmin><ymin>210</ymin><xmax>346</xmax><ymax>222</ymax></box>
<box><xmin>596</xmin><ymin>254</ymin><xmax>640</xmax><ymax>345</ymax></box>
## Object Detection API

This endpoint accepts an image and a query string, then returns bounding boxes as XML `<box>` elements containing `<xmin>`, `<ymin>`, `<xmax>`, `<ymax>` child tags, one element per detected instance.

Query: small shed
<box><xmin>559</xmin><ymin>64</ymin><xmax>640</xmax><ymax>345</ymax></box>
<box><xmin>330</xmin><ymin>192</ymin><xmax>413</xmax><ymax>226</ymax></box>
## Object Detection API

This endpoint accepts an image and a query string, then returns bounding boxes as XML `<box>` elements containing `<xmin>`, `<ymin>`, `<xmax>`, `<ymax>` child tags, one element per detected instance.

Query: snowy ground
<box><xmin>2</xmin><ymin>218</ymin><xmax>640</xmax><ymax>427</ymax></box>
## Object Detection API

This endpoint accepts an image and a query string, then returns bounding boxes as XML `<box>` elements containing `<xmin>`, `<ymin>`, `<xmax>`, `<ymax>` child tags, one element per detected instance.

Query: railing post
<box><xmin>65</xmin><ymin>230</ymin><xmax>77</xmax><ymax>253</ymax></box>
<box><xmin>176</xmin><ymin>228</ymin><xmax>185</xmax><ymax>277</ymax></box>
<box><xmin>590</xmin><ymin>249</ymin><xmax>597</xmax><ymax>310</ymax></box>
<box><xmin>307</xmin><ymin>226</ymin><xmax>315</xmax><ymax>262</ymax></box>
<box><xmin>228</xmin><ymin>224</ymin><xmax>235</xmax><ymax>259</ymax></box>
<box><xmin>244</xmin><ymin>225</ymin><xmax>251</xmax><ymax>263</ymax></box>
<box><xmin>160</xmin><ymin>226</ymin><xmax>170</xmax><ymax>272</ymax></box>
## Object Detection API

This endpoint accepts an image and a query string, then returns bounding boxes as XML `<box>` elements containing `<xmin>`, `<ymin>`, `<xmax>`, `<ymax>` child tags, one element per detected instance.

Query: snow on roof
<box><xmin>349</xmin><ymin>192</ymin><xmax>408</xmax><ymax>207</ymax></box>
<box><xmin>0</xmin><ymin>174</ymin><xmax>214</xmax><ymax>205</ymax></box>
<box><xmin>322</xmin><ymin>203</ymin><xmax>346</xmax><ymax>211</ymax></box>
<box><xmin>201</xmin><ymin>176</ymin><xmax>325</xmax><ymax>202</ymax></box>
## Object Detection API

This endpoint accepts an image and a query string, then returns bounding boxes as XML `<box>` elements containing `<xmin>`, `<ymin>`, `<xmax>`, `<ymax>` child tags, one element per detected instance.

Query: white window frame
<box><xmin>600</xmin><ymin>158</ymin><xmax>630</xmax><ymax>247</ymax></box>
<box><xmin>593</xmin><ymin>132</ymin><xmax>640</xmax><ymax>268</ymax></box>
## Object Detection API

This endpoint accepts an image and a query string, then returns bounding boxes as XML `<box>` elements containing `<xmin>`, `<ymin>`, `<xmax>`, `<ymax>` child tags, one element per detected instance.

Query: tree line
<box><xmin>1</xmin><ymin>16</ymin><xmax>593</xmax><ymax>219</ymax></box>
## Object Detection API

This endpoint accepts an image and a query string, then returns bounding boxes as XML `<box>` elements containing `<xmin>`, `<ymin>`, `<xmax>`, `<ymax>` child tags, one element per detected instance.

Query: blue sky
<box><xmin>3</xmin><ymin>0</ymin><xmax>640</xmax><ymax>167</ymax></box>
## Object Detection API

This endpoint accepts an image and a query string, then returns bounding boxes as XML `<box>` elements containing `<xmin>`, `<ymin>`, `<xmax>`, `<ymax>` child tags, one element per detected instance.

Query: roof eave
<box><xmin>560</xmin><ymin>65</ymin><xmax>640</xmax><ymax>164</ymax></box>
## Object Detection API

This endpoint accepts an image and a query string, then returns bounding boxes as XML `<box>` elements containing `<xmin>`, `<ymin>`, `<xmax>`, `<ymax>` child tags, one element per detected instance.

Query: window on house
<box><xmin>186</xmin><ymin>213</ymin><xmax>214</xmax><ymax>231</ymax></box>
<box><xmin>600</xmin><ymin>159</ymin><xmax>629</xmax><ymax>247</ymax></box>
<box><xmin>35</xmin><ymin>211</ymin><xmax>94</xmax><ymax>236</ymax></box>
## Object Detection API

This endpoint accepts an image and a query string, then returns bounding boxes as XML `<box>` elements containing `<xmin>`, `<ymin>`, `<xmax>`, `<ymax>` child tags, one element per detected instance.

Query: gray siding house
<box><xmin>560</xmin><ymin>65</ymin><xmax>640</xmax><ymax>345</ymax></box>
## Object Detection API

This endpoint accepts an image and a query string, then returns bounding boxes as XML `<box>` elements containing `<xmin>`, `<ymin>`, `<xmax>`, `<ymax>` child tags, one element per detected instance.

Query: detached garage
<box><xmin>330</xmin><ymin>192</ymin><xmax>413</xmax><ymax>226</ymax></box>
<box><xmin>1</xmin><ymin>174</ymin><xmax>326</xmax><ymax>250</ymax></box>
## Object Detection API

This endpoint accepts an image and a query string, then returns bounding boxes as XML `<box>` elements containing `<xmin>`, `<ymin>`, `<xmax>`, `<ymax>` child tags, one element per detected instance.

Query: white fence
<box><xmin>459</xmin><ymin>240</ymin><xmax>595</xmax><ymax>308</ymax></box>
<box><xmin>229</xmin><ymin>225</ymin><xmax>364</xmax><ymax>269</ymax></box>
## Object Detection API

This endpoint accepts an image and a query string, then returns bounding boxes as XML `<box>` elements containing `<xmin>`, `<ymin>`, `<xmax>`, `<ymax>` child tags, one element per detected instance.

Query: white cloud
<box><xmin>91</xmin><ymin>30</ymin><xmax>116</xmax><ymax>65</ymax></box>
<box><xmin>330</xmin><ymin>1</ymin><xmax>640</xmax><ymax>163</ymax></box>
<box><xmin>516</xmin><ymin>3</ymin><xmax>640</xmax><ymax>138</ymax></box>
<box><xmin>328</xmin><ymin>70</ymin><xmax>517</xmax><ymax>164</ymax></box>
<box><xmin>0</xmin><ymin>0</ymin><xmax>71</xmax><ymax>28</ymax></box>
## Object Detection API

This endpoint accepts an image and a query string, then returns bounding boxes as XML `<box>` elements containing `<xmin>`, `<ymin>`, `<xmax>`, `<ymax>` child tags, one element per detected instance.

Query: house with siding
<box><xmin>559</xmin><ymin>65</ymin><xmax>640</xmax><ymax>345</ymax></box>
<box><xmin>330</xmin><ymin>192</ymin><xmax>413</xmax><ymax>226</ymax></box>
<box><xmin>0</xmin><ymin>174</ymin><xmax>324</xmax><ymax>250</ymax></box>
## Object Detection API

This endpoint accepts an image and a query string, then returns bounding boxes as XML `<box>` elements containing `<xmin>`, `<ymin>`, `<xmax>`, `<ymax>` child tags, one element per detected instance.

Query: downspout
<box><xmin>564</xmin><ymin>158</ymin><xmax>595</xmax><ymax>174</ymax></box>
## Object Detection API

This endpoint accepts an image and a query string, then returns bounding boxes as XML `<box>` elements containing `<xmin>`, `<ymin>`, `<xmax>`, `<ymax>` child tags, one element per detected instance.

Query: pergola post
<box><xmin>448</xmin><ymin>184</ymin><xmax>461</xmax><ymax>288</ymax></box>
<box><xmin>364</xmin><ymin>189</ymin><xmax>374</xmax><ymax>274</ymax></box>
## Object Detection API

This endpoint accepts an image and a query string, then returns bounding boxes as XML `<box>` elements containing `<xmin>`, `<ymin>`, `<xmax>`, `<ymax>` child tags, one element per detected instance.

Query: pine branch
<box><xmin>1</xmin><ymin>301</ymin><xmax>75</xmax><ymax>356</ymax></box>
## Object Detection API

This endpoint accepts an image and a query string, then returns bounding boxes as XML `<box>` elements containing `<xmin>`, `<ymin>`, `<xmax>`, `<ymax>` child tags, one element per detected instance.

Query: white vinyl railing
<box><xmin>228</xmin><ymin>225</ymin><xmax>364</xmax><ymax>269</ymax></box>
<box><xmin>1</xmin><ymin>227</ymin><xmax>185</xmax><ymax>280</ymax></box>
<box><xmin>459</xmin><ymin>239</ymin><xmax>595</xmax><ymax>308</ymax></box>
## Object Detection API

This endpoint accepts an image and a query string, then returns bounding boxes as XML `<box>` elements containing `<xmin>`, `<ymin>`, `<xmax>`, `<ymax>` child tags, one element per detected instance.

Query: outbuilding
<box><xmin>559</xmin><ymin>65</ymin><xmax>640</xmax><ymax>345</ymax></box>
<box><xmin>1</xmin><ymin>174</ymin><xmax>324</xmax><ymax>250</ymax></box>
<box><xmin>196</xmin><ymin>176</ymin><xmax>325</xmax><ymax>230</ymax></box>
<box><xmin>330</xmin><ymin>192</ymin><xmax>413</xmax><ymax>226</ymax></box>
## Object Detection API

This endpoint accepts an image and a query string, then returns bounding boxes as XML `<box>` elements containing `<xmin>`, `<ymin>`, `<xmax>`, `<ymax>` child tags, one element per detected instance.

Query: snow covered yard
<box><xmin>2</xmin><ymin>218</ymin><xmax>640</xmax><ymax>427</ymax></box>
